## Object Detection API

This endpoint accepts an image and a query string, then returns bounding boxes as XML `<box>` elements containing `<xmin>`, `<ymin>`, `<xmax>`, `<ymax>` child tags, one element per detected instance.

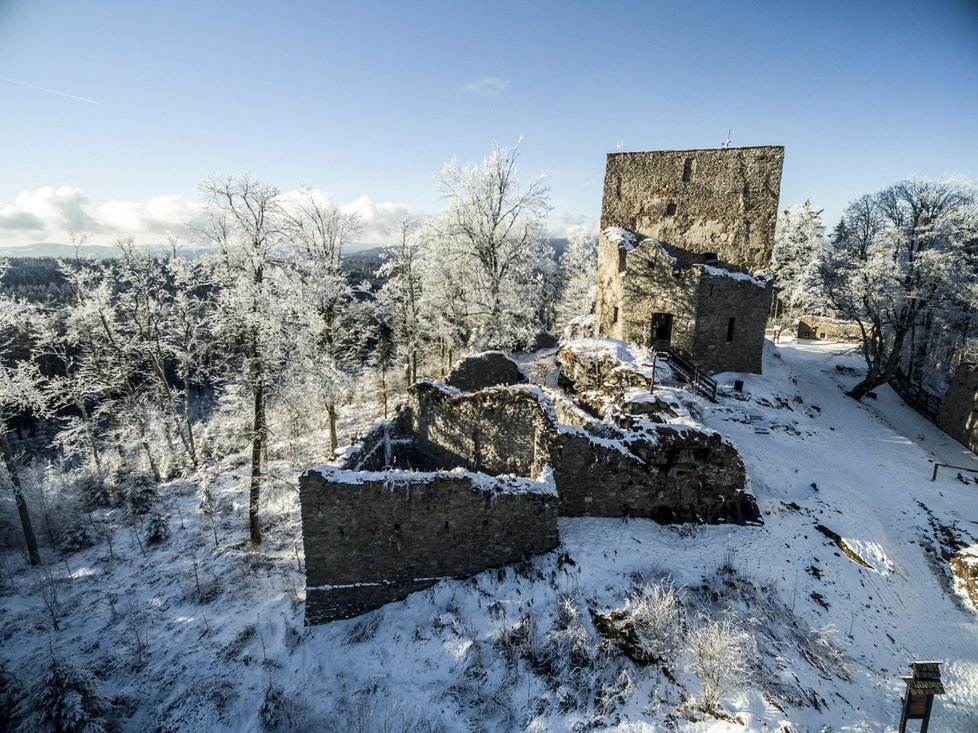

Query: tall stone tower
<box><xmin>594</xmin><ymin>146</ymin><xmax>784</xmax><ymax>374</ymax></box>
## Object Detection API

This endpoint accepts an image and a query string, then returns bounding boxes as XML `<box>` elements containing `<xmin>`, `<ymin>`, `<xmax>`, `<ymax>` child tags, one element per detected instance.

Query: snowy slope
<box><xmin>2</xmin><ymin>338</ymin><xmax>977</xmax><ymax>732</ymax></box>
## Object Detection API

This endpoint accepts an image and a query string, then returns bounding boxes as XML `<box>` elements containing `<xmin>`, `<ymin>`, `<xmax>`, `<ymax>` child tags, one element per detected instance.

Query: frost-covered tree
<box><xmin>555</xmin><ymin>226</ymin><xmax>598</xmax><ymax>330</ymax></box>
<box><xmin>823</xmin><ymin>178</ymin><xmax>978</xmax><ymax>400</ymax></box>
<box><xmin>281</xmin><ymin>189</ymin><xmax>368</xmax><ymax>454</ymax></box>
<box><xmin>0</xmin><ymin>261</ymin><xmax>41</xmax><ymax>565</ymax></box>
<box><xmin>434</xmin><ymin>141</ymin><xmax>553</xmax><ymax>350</ymax></box>
<box><xmin>770</xmin><ymin>200</ymin><xmax>828</xmax><ymax>320</ymax></box>
<box><xmin>377</xmin><ymin>218</ymin><xmax>425</xmax><ymax>385</ymax></box>
<box><xmin>197</xmin><ymin>175</ymin><xmax>289</xmax><ymax>545</ymax></box>
<box><xmin>13</xmin><ymin>651</ymin><xmax>112</xmax><ymax>732</ymax></box>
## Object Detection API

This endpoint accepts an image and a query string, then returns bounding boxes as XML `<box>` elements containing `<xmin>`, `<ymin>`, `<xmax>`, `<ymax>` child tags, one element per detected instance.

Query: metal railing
<box><xmin>889</xmin><ymin>369</ymin><xmax>942</xmax><ymax>421</ymax></box>
<box><xmin>659</xmin><ymin>348</ymin><xmax>718</xmax><ymax>402</ymax></box>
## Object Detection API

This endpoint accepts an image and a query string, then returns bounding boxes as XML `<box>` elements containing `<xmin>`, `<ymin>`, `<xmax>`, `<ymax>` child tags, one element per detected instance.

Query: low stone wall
<box><xmin>552</xmin><ymin>425</ymin><xmax>756</xmax><ymax>523</ymax></box>
<box><xmin>796</xmin><ymin>316</ymin><xmax>861</xmax><ymax>341</ymax></box>
<box><xmin>301</xmin><ymin>467</ymin><xmax>559</xmax><ymax>623</ymax></box>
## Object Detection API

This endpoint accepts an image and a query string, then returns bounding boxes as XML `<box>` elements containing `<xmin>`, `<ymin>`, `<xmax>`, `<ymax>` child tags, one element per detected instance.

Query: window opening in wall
<box><xmin>649</xmin><ymin>312</ymin><xmax>673</xmax><ymax>348</ymax></box>
<box><xmin>666</xmin><ymin>202</ymin><xmax>677</xmax><ymax>217</ymax></box>
<box><xmin>612</xmin><ymin>306</ymin><xmax>619</xmax><ymax>323</ymax></box>
<box><xmin>726</xmin><ymin>317</ymin><xmax>736</xmax><ymax>343</ymax></box>
<box><xmin>682</xmin><ymin>157</ymin><xmax>694</xmax><ymax>182</ymax></box>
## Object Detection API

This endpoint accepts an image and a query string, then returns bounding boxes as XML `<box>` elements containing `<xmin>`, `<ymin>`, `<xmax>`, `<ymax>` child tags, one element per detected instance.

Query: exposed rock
<box><xmin>444</xmin><ymin>351</ymin><xmax>527</xmax><ymax>392</ymax></box>
<box><xmin>951</xmin><ymin>545</ymin><xmax>978</xmax><ymax>610</ymax></box>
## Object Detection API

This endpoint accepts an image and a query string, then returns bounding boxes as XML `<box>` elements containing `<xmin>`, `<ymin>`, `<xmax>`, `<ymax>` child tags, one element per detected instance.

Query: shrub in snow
<box><xmin>626</xmin><ymin>582</ymin><xmax>685</xmax><ymax>665</ymax></box>
<box><xmin>539</xmin><ymin>595</ymin><xmax>595</xmax><ymax>683</ymax></box>
<box><xmin>13</xmin><ymin>652</ymin><xmax>112</xmax><ymax>733</ymax></box>
<box><xmin>75</xmin><ymin>472</ymin><xmax>112</xmax><ymax>509</ymax></box>
<box><xmin>118</xmin><ymin>471</ymin><xmax>157</xmax><ymax>516</ymax></box>
<box><xmin>1</xmin><ymin>662</ymin><xmax>18</xmax><ymax>730</ymax></box>
<box><xmin>259</xmin><ymin>682</ymin><xmax>312</xmax><ymax>732</ymax></box>
<box><xmin>145</xmin><ymin>513</ymin><xmax>170</xmax><ymax>545</ymax></box>
<box><xmin>687</xmin><ymin>615</ymin><xmax>753</xmax><ymax>714</ymax></box>
<box><xmin>58</xmin><ymin>524</ymin><xmax>97</xmax><ymax>554</ymax></box>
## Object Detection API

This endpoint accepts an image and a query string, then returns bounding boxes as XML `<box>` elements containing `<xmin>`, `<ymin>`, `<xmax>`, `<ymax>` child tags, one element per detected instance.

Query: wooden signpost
<box><xmin>898</xmin><ymin>661</ymin><xmax>944</xmax><ymax>733</ymax></box>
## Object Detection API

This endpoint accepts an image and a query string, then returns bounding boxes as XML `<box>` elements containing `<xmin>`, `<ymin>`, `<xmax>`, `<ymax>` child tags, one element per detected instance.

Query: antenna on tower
<box><xmin>720</xmin><ymin>129</ymin><xmax>732</xmax><ymax>149</ymax></box>
<box><xmin>616</xmin><ymin>140</ymin><xmax>624</xmax><ymax>152</ymax></box>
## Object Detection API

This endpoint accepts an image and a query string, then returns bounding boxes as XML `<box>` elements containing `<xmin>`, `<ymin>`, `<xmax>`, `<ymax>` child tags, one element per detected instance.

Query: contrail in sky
<box><xmin>1</xmin><ymin>76</ymin><xmax>99</xmax><ymax>105</ymax></box>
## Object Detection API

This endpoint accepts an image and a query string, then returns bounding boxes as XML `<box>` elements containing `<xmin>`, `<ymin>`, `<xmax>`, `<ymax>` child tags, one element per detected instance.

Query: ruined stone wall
<box><xmin>301</xmin><ymin>468</ymin><xmax>559</xmax><ymax>623</ymax></box>
<box><xmin>551</xmin><ymin>426</ymin><xmax>756</xmax><ymax>523</ymax></box>
<box><xmin>936</xmin><ymin>363</ymin><xmax>978</xmax><ymax>455</ymax></box>
<box><xmin>600</xmin><ymin>147</ymin><xmax>784</xmax><ymax>272</ymax></box>
<box><xmin>399</xmin><ymin>381</ymin><xmax>552</xmax><ymax>478</ymax></box>
<box><xmin>796</xmin><ymin>316</ymin><xmax>861</xmax><ymax>341</ymax></box>
<box><xmin>691</xmin><ymin>272</ymin><xmax>770</xmax><ymax>374</ymax></box>
<box><xmin>619</xmin><ymin>242</ymin><xmax>700</xmax><ymax>354</ymax></box>
<box><xmin>595</xmin><ymin>231</ymin><xmax>626</xmax><ymax>339</ymax></box>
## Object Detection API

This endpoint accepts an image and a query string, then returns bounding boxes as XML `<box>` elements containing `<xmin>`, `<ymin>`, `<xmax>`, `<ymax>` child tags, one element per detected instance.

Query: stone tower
<box><xmin>595</xmin><ymin>146</ymin><xmax>784</xmax><ymax>374</ymax></box>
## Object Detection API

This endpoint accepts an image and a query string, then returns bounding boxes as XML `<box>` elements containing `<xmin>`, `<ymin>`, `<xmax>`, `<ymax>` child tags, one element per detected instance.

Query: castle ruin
<box><xmin>300</xmin><ymin>351</ymin><xmax>759</xmax><ymax>624</ymax></box>
<box><xmin>595</xmin><ymin>147</ymin><xmax>784</xmax><ymax>374</ymax></box>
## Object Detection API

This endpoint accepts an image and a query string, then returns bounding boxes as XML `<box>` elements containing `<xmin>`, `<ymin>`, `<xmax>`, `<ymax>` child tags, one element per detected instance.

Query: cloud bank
<box><xmin>0</xmin><ymin>186</ymin><xmax>412</xmax><ymax>246</ymax></box>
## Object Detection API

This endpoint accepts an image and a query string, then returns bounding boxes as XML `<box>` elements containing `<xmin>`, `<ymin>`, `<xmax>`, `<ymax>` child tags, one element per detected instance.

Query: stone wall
<box><xmin>599</xmin><ymin>147</ymin><xmax>784</xmax><ymax>272</ymax></box>
<box><xmin>301</xmin><ymin>468</ymin><xmax>559</xmax><ymax>623</ymax></box>
<box><xmin>551</xmin><ymin>425</ymin><xmax>754</xmax><ymax>522</ymax></box>
<box><xmin>599</xmin><ymin>236</ymin><xmax>770</xmax><ymax>374</ymax></box>
<box><xmin>691</xmin><ymin>270</ymin><xmax>770</xmax><ymax>374</ymax></box>
<box><xmin>796</xmin><ymin>316</ymin><xmax>862</xmax><ymax>342</ymax></box>
<box><xmin>936</xmin><ymin>363</ymin><xmax>978</xmax><ymax>455</ymax></box>
<box><xmin>399</xmin><ymin>381</ymin><xmax>553</xmax><ymax>478</ymax></box>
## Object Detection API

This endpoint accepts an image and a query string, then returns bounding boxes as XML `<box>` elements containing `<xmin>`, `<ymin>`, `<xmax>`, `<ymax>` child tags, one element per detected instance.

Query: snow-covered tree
<box><xmin>555</xmin><ymin>225</ymin><xmax>598</xmax><ymax>330</ymax></box>
<box><xmin>0</xmin><ymin>261</ymin><xmax>41</xmax><ymax>565</ymax></box>
<box><xmin>13</xmin><ymin>651</ymin><xmax>112</xmax><ymax>732</ymax></box>
<box><xmin>376</xmin><ymin>219</ymin><xmax>426</xmax><ymax>384</ymax></box>
<box><xmin>434</xmin><ymin>141</ymin><xmax>554</xmax><ymax>350</ymax></box>
<box><xmin>197</xmin><ymin>175</ymin><xmax>289</xmax><ymax>545</ymax></box>
<box><xmin>282</xmin><ymin>189</ymin><xmax>368</xmax><ymax>454</ymax></box>
<box><xmin>823</xmin><ymin>178</ymin><xmax>978</xmax><ymax>400</ymax></box>
<box><xmin>770</xmin><ymin>200</ymin><xmax>828</xmax><ymax>320</ymax></box>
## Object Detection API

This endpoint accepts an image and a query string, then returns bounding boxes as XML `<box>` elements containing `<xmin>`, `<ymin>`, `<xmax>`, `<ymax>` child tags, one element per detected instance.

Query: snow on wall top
<box><xmin>702</xmin><ymin>264</ymin><xmax>767</xmax><ymax>287</ymax></box>
<box><xmin>304</xmin><ymin>464</ymin><xmax>559</xmax><ymax>498</ymax></box>
<box><xmin>604</xmin><ymin>227</ymin><xmax>638</xmax><ymax>251</ymax></box>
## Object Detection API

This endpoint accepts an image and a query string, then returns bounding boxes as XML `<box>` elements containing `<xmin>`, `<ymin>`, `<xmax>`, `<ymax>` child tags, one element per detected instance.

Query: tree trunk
<box><xmin>249</xmin><ymin>378</ymin><xmax>264</xmax><ymax>545</ymax></box>
<box><xmin>327</xmin><ymin>402</ymin><xmax>338</xmax><ymax>456</ymax></box>
<box><xmin>1</xmin><ymin>431</ymin><xmax>40</xmax><ymax>565</ymax></box>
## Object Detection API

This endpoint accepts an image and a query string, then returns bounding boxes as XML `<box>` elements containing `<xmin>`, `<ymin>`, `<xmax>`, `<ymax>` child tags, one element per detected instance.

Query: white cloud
<box><xmin>95</xmin><ymin>195</ymin><xmax>202</xmax><ymax>236</ymax></box>
<box><xmin>0</xmin><ymin>186</ymin><xmax>96</xmax><ymax>238</ymax></box>
<box><xmin>339</xmin><ymin>194</ymin><xmax>411</xmax><ymax>243</ymax></box>
<box><xmin>0</xmin><ymin>186</ymin><xmax>411</xmax><ymax>246</ymax></box>
<box><xmin>461</xmin><ymin>76</ymin><xmax>511</xmax><ymax>96</ymax></box>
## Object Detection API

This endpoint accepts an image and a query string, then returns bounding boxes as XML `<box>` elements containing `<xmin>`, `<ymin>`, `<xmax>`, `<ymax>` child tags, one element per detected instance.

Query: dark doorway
<box><xmin>649</xmin><ymin>312</ymin><xmax>673</xmax><ymax>348</ymax></box>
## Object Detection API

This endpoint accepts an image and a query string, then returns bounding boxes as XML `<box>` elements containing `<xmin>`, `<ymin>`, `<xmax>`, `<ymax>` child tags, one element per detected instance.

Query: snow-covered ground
<box><xmin>2</xmin><ymin>337</ymin><xmax>977</xmax><ymax>732</ymax></box>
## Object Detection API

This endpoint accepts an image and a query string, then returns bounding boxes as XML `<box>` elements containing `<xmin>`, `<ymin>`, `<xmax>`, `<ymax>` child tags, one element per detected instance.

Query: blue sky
<box><xmin>1</xmin><ymin>0</ymin><xmax>976</xmax><ymax>245</ymax></box>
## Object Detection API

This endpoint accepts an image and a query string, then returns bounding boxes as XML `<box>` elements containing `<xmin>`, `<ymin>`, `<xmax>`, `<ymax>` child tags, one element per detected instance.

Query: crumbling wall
<box><xmin>444</xmin><ymin>351</ymin><xmax>528</xmax><ymax>392</ymax></box>
<box><xmin>301</xmin><ymin>468</ymin><xmax>559</xmax><ymax>623</ymax></box>
<box><xmin>551</xmin><ymin>425</ymin><xmax>755</xmax><ymax>523</ymax></box>
<box><xmin>600</xmin><ymin>147</ymin><xmax>784</xmax><ymax>272</ymax></box>
<box><xmin>399</xmin><ymin>381</ymin><xmax>553</xmax><ymax>477</ymax></box>
<box><xmin>936</xmin><ymin>363</ymin><xmax>978</xmax><ymax>455</ymax></box>
<box><xmin>692</xmin><ymin>271</ymin><xmax>770</xmax><ymax>374</ymax></box>
<box><xmin>796</xmin><ymin>316</ymin><xmax>861</xmax><ymax>341</ymax></box>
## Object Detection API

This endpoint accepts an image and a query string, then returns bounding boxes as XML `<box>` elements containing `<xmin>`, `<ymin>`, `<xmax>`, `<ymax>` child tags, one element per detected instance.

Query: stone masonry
<box><xmin>599</xmin><ymin>147</ymin><xmax>784</xmax><ymax>271</ymax></box>
<box><xmin>595</xmin><ymin>147</ymin><xmax>783</xmax><ymax>374</ymax></box>
<box><xmin>300</xmin><ymin>354</ymin><xmax>760</xmax><ymax>624</ymax></box>
<box><xmin>301</xmin><ymin>468</ymin><xmax>558</xmax><ymax>624</ymax></box>
<box><xmin>936</xmin><ymin>363</ymin><xmax>978</xmax><ymax>455</ymax></box>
